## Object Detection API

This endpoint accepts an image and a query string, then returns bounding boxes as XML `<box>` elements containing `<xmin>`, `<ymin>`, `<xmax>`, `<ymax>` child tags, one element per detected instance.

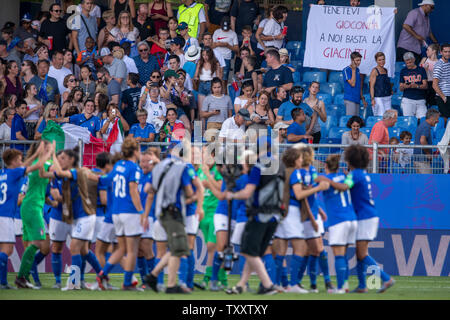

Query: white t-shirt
<box><xmin>140</xmin><ymin>87</ymin><xmax>167</xmax><ymax>132</ymax></box>
<box><xmin>77</xmin><ymin>4</ymin><xmax>101</xmax><ymax>19</ymax></box>
<box><xmin>110</xmin><ymin>27</ymin><xmax>140</xmax><ymax>43</ymax></box>
<box><xmin>261</xmin><ymin>18</ymin><xmax>284</xmax><ymax>50</ymax></box>
<box><xmin>24</xmin><ymin>104</ymin><xmax>41</xmax><ymax>121</ymax></box>
<box><xmin>213</xmin><ymin>48</ymin><xmax>226</xmax><ymax>68</ymax></box>
<box><xmin>183</xmin><ymin>37</ymin><xmax>200</xmax><ymax>52</ymax></box>
<box><xmin>123</xmin><ymin>55</ymin><xmax>138</xmax><ymax>74</ymax></box>
<box><xmin>0</xmin><ymin>123</ymin><xmax>11</xmax><ymax>140</ymax></box>
<box><xmin>219</xmin><ymin>116</ymin><xmax>246</xmax><ymax>141</ymax></box>
<box><xmin>234</xmin><ymin>96</ymin><xmax>254</xmax><ymax>111</ymax></box>
<box><xmin>213</xmin><ymin>29</ymin><xmax>238</xmax><ymax>60</ymax></box>
<box><xmin>48</xmin><ymin>66</ymin><xmax>72</xmax><ymax>102</ymax></box>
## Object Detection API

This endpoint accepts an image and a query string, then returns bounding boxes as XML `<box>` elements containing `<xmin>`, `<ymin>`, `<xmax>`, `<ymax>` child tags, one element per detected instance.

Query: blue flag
<box><xmin>37</xmin><ymin>74</ymin><xmax>49</xmax><ymax>105</ymax></box>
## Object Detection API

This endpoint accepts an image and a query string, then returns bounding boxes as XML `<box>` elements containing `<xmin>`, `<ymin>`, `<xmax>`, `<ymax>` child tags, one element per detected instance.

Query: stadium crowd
<box><xmin>0</xmin><ymin>0</ymin><xmax>448</xmax><ymax>294</ymax></box>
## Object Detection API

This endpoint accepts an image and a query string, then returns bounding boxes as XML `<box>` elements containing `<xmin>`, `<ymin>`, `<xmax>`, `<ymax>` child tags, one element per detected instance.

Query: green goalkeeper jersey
<box><xmin>21</xmin><ymin>159</ymin><xmax>52</xmax><ymax>209</ymax></box>
<box><xmin>197</xmin><ymin>164</ymin><xmax>222</xmax><ymax>217</ymax></box>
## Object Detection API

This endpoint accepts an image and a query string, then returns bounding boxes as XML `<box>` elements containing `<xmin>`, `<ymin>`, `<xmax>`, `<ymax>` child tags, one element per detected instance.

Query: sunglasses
<box><xmin>50</xmin><ymin>108</ymin><xmax>58</xmax><ymax>111</ymax></box>
<box><xmin>151</xmin><ymin>75</ymin><xmax>161</xmax><ymax>78</ymax></box>
<box><xmin>69</xmin><ymin>79</ymin><xmax>76</xmax><ymax>82</ymax></box>
<box><xmin>139</xmin><ymin>49</ymin><xmax>149</xmax><ymax>52</ymax></box>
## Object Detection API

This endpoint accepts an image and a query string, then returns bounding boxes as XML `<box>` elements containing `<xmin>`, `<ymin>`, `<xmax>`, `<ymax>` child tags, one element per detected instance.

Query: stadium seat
<box><xmin>392</xmin><ymin>104</ymin><xmax>403</xmax><ymax>117</ymax></box>
<box><xmin>366</xmin><ymin>116</ymin><xmax>383</xmax><ymax>128</ymax></box>
<box><xmin>302</xmin><ymin>71</ymin><xmax>327</xmax><ymax>83</ymax></box>
<box><xmin>293</xmin><ymin>71</ymin><xmax>301</xmax><ymax>83</ymax></box>
<box><xmin>319</xmin><ymin>115</ymin><xmax>337</xmax><ymax>138</ymax></box>
<box><xmin>326</xmin><ymin>104</ymin><xmax>345</xmax><ymax>119</ymax></box>
<box><xmin>392</xmin><ymin>73</ymin><xmax>401</xmax><ymax>93</ymax></box>
<box><xmin>339</xmin><ymin>115</ymin><xmax>352</xmax><ymax>128</ymax></box>
<box><xmin>227</xmin><ymin>84</ymin><xmax>239</xmax><ymax>104</ymax></box>
<box><xmin>360</xmin><ymin>104</ymin><xmax>373</xmax><ymax>120</ymax></box>
<box><xmin>286</xmin><ymin>41</ymin><xmax>303</xmax><ymax>60</ymax></box>
<box><xmin>294</xmin><ymin>81</ymin><xmax>309</xmax><ymax>91</ymax></box>
<box><xmin>433</xmin><ymin>117</ymin><xmax>445</xmax><ymax>134</ymax></box>
<box><xmin>328</xmin><ymin>71</ymin><xmax>344</xmax><ymax>85</ymax></box>
<box><xmin>334</xmin><ymin>93</ymin><xmax>345</xmax><ymax>106</ymax></box>
<box><xmin>360</xmin><ymin>127</ymin><xmax>372</xmax><ymax>138</ymax></box>
<box><xmin>291</xmin><ymin>60</ymin><xmax>303</xmax><ymax>72</ymax></box>
<box><xmin>395</xmin><ymin>61</ymin><xmax>406</xmax><ymax>73</ymax></box>
<box><xmin>388</xmin><ymin>127</ymin><xmax>401</xmax><ymax>139</ymax></box>
<box><xmin>392</xmin><ymin>94</ymin><xmax>403</xmax><ymax>107</ymax></box>
<box><xmin>320</xmin><ymin>82</ymin><xmax>342</xmax><ymax>97</ymax></box>
<box><xmin>396</xmin><ymin>116</ymin><xmax>417</xmax><ymax>130</ymax></box>
<box><xmin>433</xmin><ymin>127</ymin><xmax>446</xmax><ymax>144</ymax></box>
<box><xmin>328</xmin><ymin>127</ymin><xmax>350</xmax><ymax>140</ymax></box>
<box><xmin>316</xmin><ymin>93</ymin><xmax>332</xmax><ymax>105</ymax></box>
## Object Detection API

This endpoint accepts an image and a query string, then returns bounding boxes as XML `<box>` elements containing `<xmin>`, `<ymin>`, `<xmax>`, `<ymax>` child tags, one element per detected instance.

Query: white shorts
<box><xmin>185</xmin><ymin>215</ymin><xmax>200</xmax><ymax>236</ymax></box>
<box><xmin>303</xmin><ymin>219</ymin><xmax>322</xmax><ymax>240</ymax></box>
<box><xmin>328</xmin><ymin>220</ymin><xmax>357</xmax><ymax>246</ymax></box>
<box><xmin>373</xmin><ymin>96</ymin><xmax>392</xmax><ymax>117</ymax></box>
<box><xmin>274</xmin><ymin>205</ymin><xmax>304</xmax><ymax>239</ymax></box>
<box><xmin>97</xmin><ymin>221</ymin><xmax>117</xmax><ymax>244</ymax></box>
<box><xmin>49</xmin><ymin>218</ymin><xmax>72</xmax><ymax>242</ymax></box>
<box><xmin>214</xmin><ymin>214</ymin><xmax>229</xmax><ymax>234</ymax></box>
<box><xmin>113</xmin><ymin>213</ymin><xmax>144</xmax><ymax>237</ymax></box>
<box><xmin>231</xmin><ymin>222</ymin><xmax>246</xmax><ymax>245</ymax></box>
<box><xmin>141</xmin><ymin>217</ymin><xmax>154</xmax><ymax>239</ymax></box>
<box><xmin>71</xmin><ymin>215</ymin><xmax>96</xmax><ymax>241</ymax></box>
<box><xmin>356</xmin><ymin>217</ymin><xmax>379</xmax><ymax>241</ymax></box>
<box><xmin>317</xmin><ymin>214</ymin><xmax>325</xmax><ymax>235</ymax></box>
<box><xmin>92</xmin><ymin>216</ymin><xmax>105</xmax><ymax>243</ymax></box>
<box><xmin>0</xmin><ymin>217</ymin><xmax>16</xmax><ymax>243</ymax></box>
<box><xmin>152</xmin><ymin>219</ymin><xmax>167</xmax><ymax>242</ymax></box>
<box><xmin>401</xmin><ymin>97</ymin><xmax>427</xmax><ymax>119</ymax></box>
<box><xmin>14</xmin><ymin>219</ymin><xmax>23</xmax><ymax>236</ymax></box>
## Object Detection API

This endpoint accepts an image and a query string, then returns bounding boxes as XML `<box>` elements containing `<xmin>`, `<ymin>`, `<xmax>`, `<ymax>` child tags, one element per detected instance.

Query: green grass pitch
<box><xmin>1</xmin><ymin>273</ymin><xmax>449</xmax><ymax>300</ymax></box>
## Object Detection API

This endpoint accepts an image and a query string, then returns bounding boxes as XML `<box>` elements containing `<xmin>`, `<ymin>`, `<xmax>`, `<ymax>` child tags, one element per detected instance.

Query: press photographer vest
<box><xmin>178</xmin><ymin>3</ymin><xmax>204</xmax><ymax>38</ymax></box>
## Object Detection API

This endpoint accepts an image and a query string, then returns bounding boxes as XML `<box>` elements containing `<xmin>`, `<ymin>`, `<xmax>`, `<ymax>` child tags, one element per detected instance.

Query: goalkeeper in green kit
<box><xmin>15</xmin><ymin>141</ymin><xmax>57</xmax><ymax>289</ymax></box>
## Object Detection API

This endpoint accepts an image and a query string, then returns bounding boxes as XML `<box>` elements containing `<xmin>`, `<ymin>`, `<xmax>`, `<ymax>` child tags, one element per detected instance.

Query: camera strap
<box><xmin>157</xmin><ymin>160</ymin><xmax>175</xmax><ymax>191</ymax></box>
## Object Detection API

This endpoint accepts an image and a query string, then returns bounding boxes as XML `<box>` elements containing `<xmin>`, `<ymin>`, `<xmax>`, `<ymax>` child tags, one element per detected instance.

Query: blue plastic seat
<box><xmin>227</xmin><ymin>84</ymin><xmax>240</xmax><ymax>104</ymax></box>
<box><xmin>432</xmin><ymin>117</ymin><xmax>445</xmax><ymax>134</ymax></box>
<box><xmin>319</xmin><ymin>115</ymin><xmax>337</xmax><ymax>138</ymax></box>
<box><xmin>286</xmin><ymin>41</ymin><xmax>303</xmax><ymax>60</ymax></box>
<box><xmin>325</xmin><ymin>104</ymin><xmax>345</xmax><ymax>119</ymax></box>
<box><xmin>366</xmin><ymin>116</ymin><xmax>383</xmax><ymax>128</ymax></box>
<box><xmin>392</xmin><ymin>104</ymin><xmax>403</xmax><ymax>117</ymax></box>
<box><xmin>328</xmin><ymin>127</ymin><xmax>350</xmax><ymax>140</ymax></box>
<box><xmin>395</xmin><ymin>62</ymin><xmax>406</xmax><ymax>73</ymax></box>
<box><xmin>360</xmin><ymin>127</ymin><xmax>372</xmax><ymax>138</ymax></box>
<box><xmin>396</xmin><ymin>116</ymin><xmax>417</xmax><ymax>129</ymax></box>
<box><xmin>334</xmin><ymin>93</ymin><xmax>345</xmax><ymax>106</ymax></box>
<box><xmin>317</xmin><ymin>93</ymin><xmax>332</xmax><ymax>105</ymax></box>
<box><xmin>339</xmin><ymin>115</ymin><xmax>352</xmax><ymax>128</ymax></box>
<box><xmin>302</xmin><ymin>71</ymin><xmax>327</xmax><ymax>83</ymax></box>
<box><xmin>291</xmin><ymin>60</ymin><xmax>303</xmax><ymax>72</ymax></box>
<box><xmin>433</xmin><ymin>127</ymin><xmax>446</xmax><ymax>145</ymax></box>
<box><xmin>292</xmin><ymin>71</ymin><xmax>301</xmax><ymax>84</ymax></box>
<box><xmin>388</xmin><ymin>127</ymin><xmax>401</xmax><ymax>139</ymax></box>
<box><xmin>320</xmin><ymin>82</ymin><xmax>342</xmax><ymax>97</ymax></box>
<box><xmin>328</xmin><ymin>71</ymin><xmax>344</xmax><ymax>85</ymax></box>
<box><xmin>392</xmin><ymin>73</ymin><xmax>401</xmax><ymax>93</ymax></box>
<box><xmin>392</xmin><ymin>94</ymin><xmax>403</xmax><ymax>107</ymax></box>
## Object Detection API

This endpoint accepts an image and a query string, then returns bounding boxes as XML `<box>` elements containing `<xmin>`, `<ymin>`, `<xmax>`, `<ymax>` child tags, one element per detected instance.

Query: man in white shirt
<box><xmin>120</xmin><ymin>42</ymin><xmax>139</xmax><ymax>74</ymax></box>
<box><xmin>100</xmin><ymin>47</ymin><xmax>128</xmax><ymax>92</ymax></box>
<box><xmin>212</xmin><ymin>16</ymin><xmax>239</xmax><ymax>86</ymax></box>
<box><xmin>168</xmin><ymin>55</ymin><xmax>193</xmax><ymax>91</ymax></box>
<box><xmin>77</xmin><ymin>2</ymin><xmax>102</xmax><ymax>26</ymax></box>
<box><xmin>202</xmin><ymin>32</ymin><xmax>226</xmax><ymax>69</ymax></box>
<box><xmin>258</xmin><ymin>6</ymin><xmax>288</xmax><ymax>50</ymax></box>
<box><xmin>219</xmin><ymin>108</ymin><xmax>250</xmax><ymax>143</ymax></box>
<box><xmin>48</xmin><ymin>50</ymin><xmax>72</xmax><ymax>103</ymax></box>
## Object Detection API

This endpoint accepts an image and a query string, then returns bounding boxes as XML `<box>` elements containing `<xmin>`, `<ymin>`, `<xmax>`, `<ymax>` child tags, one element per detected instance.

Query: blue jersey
<box><xmin>55</xmin><ymin>169</ymin><xmax>88</xmax><ymax>220</ymax></box>
<box><xmin>15</xmin><ymin>176</ymin><xmax>28</xmax><ymax>220</ymax></box>
<box><xmin>98</xmin><ymin>173</ymin><xmax>114</xmax><ymax>223</ymax></box>
<box><xmin>215</xmin><ymin>180</ymin><xmax>228</xmax><ymax>216</ymax></box>
<box><xmin>145</xmin><ymin>173</ymin><xmax>156</xmax><ymax>219</ymax></box>
<box><xmin>139</xmin><ymin>172</ymin><xmax>153</xmax><ymax>218</ymax></box>
<box><xmin>69</xmin><ymin>114</ymin><xmax>101</xmax><ymax>136</ymax></box>
<box><xmin>298</xmin><ymin>166</ymin><xmax>319</xmax><ymax>220</ymax></box>
<box><xmin>321</xmin><ymin>173</ymin><xmax>356</xmax><ymax>227</ymax></box>
<box><xmin>0</xmin><ymin>167</ymin><xmax>27</xmax><ymax>218</ymax></box>
<box><xmin>92</xmin><ymin>168</ymin><xmax>106</xmax><ymax>217</ymax></box>
<box><xmin>185</xmin><ymin>163</ymin><xmax>197</xmax><ymax>217</ymax></box>
<box><xmin>233</xmin><ymin>174</ymin><xmax>248</xmax><ymax>223</ymax></box>
<box><xmin>110</xmin><ymin>160</ymin><xmax>142</xmax><ymax>215</ymax></box>
<box><xmin>344</xmin><ymin>169</ymin><xmax>377</xmax><ymax>220</ymax></box>
<box><xmin>50</xmin><ymin>177</ymin><xmax>63</xmax><ymax>221</ymax></box>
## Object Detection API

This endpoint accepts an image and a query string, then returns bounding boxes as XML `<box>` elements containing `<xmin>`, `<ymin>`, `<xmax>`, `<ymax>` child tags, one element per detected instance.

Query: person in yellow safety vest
<box><xmin>177</xmin><ymin>0</ymin><xmax>207</xmax><ymax>40</ymax></box>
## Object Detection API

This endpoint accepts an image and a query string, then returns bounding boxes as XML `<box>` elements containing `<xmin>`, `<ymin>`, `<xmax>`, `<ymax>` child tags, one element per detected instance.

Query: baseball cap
<box><xmin>279</xmin><ymin>48</ymin><xmax>289</xmax><ymax>56</ymax></box>
<box><xmin>164</xmin><ymin>69</ymin><xmax>180</xmax><ymax>80</ymax></box>
<box><xmin>274</xmin><ymin>122</ymin><xmax>289</xmax><ymax>130</ymax></box>
<box><xmin>237</xmin><ymin>108</ymin><xmax>251</xmax><ymax>121</ymax></box>
<box><xmin>100</xmin><ymin>47</ymin><xmax>111</xmax><ymax>57</ymax></box>
<box><xmin>170</xmin><ymin>37</ymin><xmax>184</xmax><ymax>47</ymax></box>
<box><xmin>177</xmin><ymin>22</ymin><xmax>188</xmax><ymax>30</ymax></box>
<box><xmin>0</xmin><ymin>40</ymin><xmax>7</xmax><ymax>47</ymax></box>
<box><xmin>21</xmin><ymin>13</ymin><xmax>32</xmax><ymax>22</ymax></box>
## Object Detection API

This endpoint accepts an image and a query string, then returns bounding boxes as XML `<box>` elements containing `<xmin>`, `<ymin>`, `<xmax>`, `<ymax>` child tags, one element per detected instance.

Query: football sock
<box><xmin>335</xmin><ymin>255</ymin><xmax>347</xmax><ymax>289</ymax></box>
<box><xmin>105</xmin><ymin>252</ymin><xmax>111</xmax><ymax>262</ymax></box>
<box><xmin>0</xmin><ymin>252</ymin><xmax>8</xmax><ymax>285</ymax></box>
<box><xmin>80</xmin><ymin>254</ymin><xmax>86</xmax><ymax>282</ymax></box>
<box><xmin>147</xmin><ymin>257</ymin><xmax>155</xmax><ymax>273</ymax></box>
<box><xmin>289</xmin><ymin>255</ymin><xmax>304</xmax><ymax>286</ymax></box>
<box><xmin>18</xmin><ymin>244</ymin><xmax>38</xmax><ymax>278</ymax></box>
<box><xmin>319</xmin><ymin>250</ymin><xmax>331</xmax><ymax>283</ymax></box>
<box><xmin>51</xmin><ymin>253</ymin><xmax>62</xmax><ymax>284</ymax></box>
<box><xmin>356</xmin><ymin>259</ymin><xmax>367</xmax><ymax>289</ymax></box>
<box><xmin>363</xmin><ymin>255</ymin><xmax>391</xmax><ymax>282</ymax></box>
<box><xmin>203</xmin><ymin>265</ymin><xmax>212</xmax><ymax>283</ymax></box>
<box><xmin>71</xmin><ymin>254</ymin><xmax>82</xmax><ymax>285</ymax></box>
<box><xmin>179</xmin><ymin>257</ymin><xmax>188</xmax><ymax>285</ymax></box>
<box><xmin>187</xmin><ymin>250</ymin><xmax>195</xmax><ymax>289</ymax></box>
<box><xmin>137</xmin><ymin>257</ymin><xmax>148</xmax><ymax>284</ymax></box>
<box><xmin>102</xmin><ymin>262</ymin><xmax>114</xmax><ymax>277</ymax></box>
<box><xmin>86</xmin><ymin>250</ymin><xmax>101</xmax><ymax>275</ymax></box>
<box><xmin>211</xmin><ymin>252</ymin><xmax>222</xmax><ymax>282</ymax></box>
<box><xmin>262</xmin><ymin>254</ymin><xmax>276</xmax><ymax>284</ymax></box>
<box><xmin>124</xmin><ymin>271</ymin><xmax>133</xmax><ymax>287</ymax></box>
<box><xmin>218</xmin><ymin>268</ymin><xmax>228</xmax><ymax>286</ymax></box>
<box><xmin>275</xmin><ymin>255</ymin><xmax>285</xmax><ymax>286</ymax></box>
<box><xmin>344</xmin><ymin>255</ymin><xmax>349</xmax><ymax>282</ymax></box>
<box><xmin>30</xmin><ymin>250</ymin><xmax>46</xmax><ymax>284</ymax></box>
<box><xmin>281</xmin><ymin>265</ymin><xmax>289</xmax><ymax>287</ymax></box>
<box><xmin>298</xmin><ymin>255</ymin><xmax>309</xmax><ymax>284</ymax></box>
<box><xmin>308</xmin><ymin>255</ymin><xmax>318</xmax><ymax>286</ymax></box>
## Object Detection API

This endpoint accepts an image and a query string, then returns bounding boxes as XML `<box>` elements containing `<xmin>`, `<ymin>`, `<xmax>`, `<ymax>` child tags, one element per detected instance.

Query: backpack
<box><xmin>246</xmin><ymin>159</ymin><xmax>286</xmax><ymax>216</ymax></box>
<box><xmin>215</xmin><ymin>0</ymin><xmax>233</xmax><ymax>13</ymax></box>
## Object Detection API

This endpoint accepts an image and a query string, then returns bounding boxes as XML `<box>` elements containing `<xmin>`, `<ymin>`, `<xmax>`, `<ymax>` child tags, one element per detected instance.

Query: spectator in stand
<box><xmin>369</xmin><ymin>52</ymin><xmax>393</xmax><ymax>117</ymax></box>
<box><xmin>274</xmin><ymin>121</ymin><xmax>288</xmax><ymax>144</ymax></box>
<box><xmin>94</xmin><ymin>92</ymin><xmax>109</xmax><ymax>120</ymax></box>
<box><xmin>29</xmin><ymin>59</ymin><xmax>60</xmax><ymax>106</ymax></box>
<box><xmin>341</xmin><ymin>116</ymin><xmax>369</xmax><ymax>145</ymax></box>
<box><xmin>72</xmin><ymin>0</ymin><xmax>99</xmax><ymax>56</ymax></box>
<box><xmin>230</xmin><ymin>0</ymin><xmax>261</xmax><ymax>35</ymax></box>
<box><xmin>204</xmin><ymin>0</ymin><xmax>232</xmax><ymax>34</ymax></box>
<box><xmin>258</xmin><ymin>6</ymin><xmax>288</xmax><ymax>51</ymax></box>
<box><xmin>149</xmin><ymin>0</ymin><xmax>174</xmax><ymax>36</ymax></box>
<box><xmin>121</xmin><ymin>72</ymin><xmax>141</xmax><ymax>128</ymax></box>
<box><xmin>234</xmin><ymin>81</ymin><xmax>256</xmax><ymax>114</ymax></box>
<box><xmin>11</xmin><ymin>100</ymin><xmax>29</xmax><ymax>150</ymax></box>
<box><xmin>2</xmin><ymin>94</ymin><xmax>17</xmax><ymax>112</ymax></box>
<box><xmin>23</xmin><ymin>83</ymin><xmax>44</xmax><ymax>137</ymax></box>
<box><xmin>0</xmin><ymin>39</ymin><xmax>21</xmax><ymax>66</ymax></box>
<box><xmin>276</xmin><ymin>86</ymin><xmax>307</xmax><ymax>125</ymax></box>
<box><xmin>1</xmin><ymin>27</ymin><xmax>20</xmax><ymax>60</ymax></box>
<box><xmin>201</xmin><ymin>77</ymin><xmax>233</xmax><ymax>133</ymax></box>
<box><xmin>247</xmin><ymin>90</ymin><xmax>274</xmax><ymax>141</ymax></box>
<box><xmin>414</xmin><ymin>108</ymin><xmax>440</xmax><ymax>173</ymax></box>
<box><xmin>397</xmin><ymin>0</ymin><xmax>438</xmax><ymax>64</ymax></box>
<box><xmin>13</xmin><ymin>14</ymin><xmax>39</xmax><ymax>54</ymax></box>
<box><xmin>343</xmin><ymin>51</ymin><xmax>367</xmax><ymax>116</ymax></box>
<box><xmin>270</xmin><ymin>86</ymin><xmax>287</xmax><ymax>116</ymax></box>
<box><xmin>75</xmin><ymin>37</ymin><xmax>102</xmax><ymax>77</ymax></box>
<box><xmin>61</xmin><ymin>74</ymin><xmax>79</xmax><ymax>104</ymax></box>
<box><xmin>57</xmin><ymin>98</ymin><xmax>102</xmax><ymax>138</ymax></box>
<box><xmin>133</xmin><ymin>41</ymin><xmax>159</xmax><ymax>87</ymax></box>
<box><xmin>255</xmin><ymin>6</ymin><xmax>274</xmax><ymax>52</ymax></box>
<box><xmin>0</xmin><ymin>107</ymin><xmax>14</xmax><ymax>145</ymax></box>
<box><xmin>194</xmin><ymin>47</ymin><xmax>223</xmax><ymax>114</ymax></box>
<box><xmin>368</xmin><ymin>109</ymin><xmax>398</xmax><ymax>161</ymax></box>
<box><xmin>168</xmin><ymin>55</ymin><xmax>193</xmax><ymax>91</ymax></box>
<box><xmin>148</xmin><ymin>27</ymin><xmax>170</xmax><ymax>69</ymax></box>
<box><xmin>262</xmin><ymin>49</ymin><xmax>293</xmax><ymax>94</ymax></box>
<box><xmin>4</xmin><ymin>61</ymin><xmax>23</xmax><ymax>98</ymax></box>
<box><xmin>97</xmin><ymin>10</ymin><xmax>117</xmax><ymax>50</ymax></box>
<box><xmin>110</xmin><ymin>11</ymin><xmax>140</xmax><ymax>51</ymax></box>
<box><xmin>218</xmin><ymin>108</ymin><xmax>250</xmax><ymax>143</ymax></box>
<box><xmin>38</xmin><ymin>3</ymin><xmax>69</xmax><ymax>55</ymax></box>
<box><xmin>433</xmin><ymin>44</ymin><xmax>450</xmax><ymax>126</ymax></box>
<box><xmin>201</xmin><ymin>32</ymin><xmax>226</xmax><ymax>69</ymax></box>
<box><xmin>77</xmin><ymin>0</ymin><xmax>102</xmax><ymax>27</ymax></box>
<box><xmin>397</xmin><ymin>131</ymin><xmax>414</xmax><ymax>169</ymax></box>
<box><xmin>63</xmin><ymin>49</ymin><xmax>82</xmax><ymax>81</ymax></box>
<box><xmin>212</xmin><ymin>16</ymin><xmax>239</xmax><ymax>87</ymax></box>
<box><xmin>239</xmin><ymin>55</ymin><xmax>259</xmax><ymax>95</ymax></box>
<box><xmin>235</xmin><ymin>25</ymin><xmax>258</xmax><ymax>72</ymax></box>
<box><xmin>128</xmin><ymin>109</ymin><xmax>156</xmax><ymax>151</ymax></box>
<box><xmin>79</xmin><ymin>65</ymin><xmax>97</xmax><ymax>100</ymax></box>
<box><xmin>100</xmin><ymin>103</ymin><xmax>130</xmax><ymax>153</ymax></box>
<box><xmin>97</xmin><ymin>67</ymin><xmax>122</xmax><ymax>105</ymax></box>
<box><xmin>48</xmin><ymin>51</ymin><xmax>73</xmax><ymax>103</ymax></box>
<box><xmin>111</xmin><ymin>0</ymin><xmax>136</xmax><ymax>20</ymax></box>
<box><xmin>303</xmin><ymin>81</ymin><xmax>327</xmax><ymax>144</ymax></box>
<box><xmin>100</xmin><ymin>47</ymin><xmax>128</xmax><ymax>92</ymax></box>
<box><xmin>24</xmin><ymin>43</ymin><xmax>49</xmax><ymax>65</ymax></box>
<box><xmin>21</xmin><ymin>60</ymin><xmax>38</xmax><ymax>87</ymax></box>
<box><xmin>61</xmin><ymin>87</ymin><xmax>85</xmax><ymax>117</ymax></box>
<box><xmin>171</xmin><ymin>69</ymin><xmax>197</xmax><ymax>123</ymax></box>
<box><xmin>138</xmin><ymin>82</ymin><xmax>167</xmax><ymax>134</ymax></box>
<box><xmin>420</xmin><ymin>43</ymin><xmax>439</xmax><ymax>107</ymax></box>
<box><xmin>349</xmin><ymin>0</ymin><xmax>360</xmax><ymax>6</ymax></box>
<box><xmin>400</xmin><ymin>52</ymin><xmax>428</xmax><ymax>120</ymax></box>
<box><xmin>121</xmin><ymin>41</ymin><xmax>139</xmax><ymax>74</ymax></box>
<box><xmin>169</xmin><ymin>37</ymin><xmax>186</xmax><ymax>67</ymax></box>
<box><xmin>279</xmin><ymin>49</ymin><xmax>295</xmax><ymax>73</ymax></box>
<box><xmin>162</xmin><ymin>108</ymin><xmax>186</xmax><ymax>142</ymax></box>
<box><xmin>177</xmin><ymin>0</ymin><xmax>207</xmax><ymax>40</ymax></box>
<box><xmin>287</xmin><ymin>108</ymin><xmax>312</xmax><ymax>144</ymax></box>
<box><xmin>133</xmin><ymin>4</ymin><xmax>155</xmax><ymax>45</ymax></box>
<box><xmin>34</xmin><ymin>102</ymin><xmax>59</xmax><ymax>140</ymax></box>
<box><xmin>178</xmin><ymin>22</ymin><xmax>200</xmax><ymax>53</ymax></box>
<box><xmin>168</xmin><ymin>17</ymin><xmax>179</xmax><ymax>39</ymax></box>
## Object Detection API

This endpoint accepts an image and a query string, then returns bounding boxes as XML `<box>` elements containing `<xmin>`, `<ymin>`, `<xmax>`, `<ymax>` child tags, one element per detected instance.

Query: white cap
<box><xmin>418</xmin><ymin>0</ymin><xmax>435</xmax><ymax>6</ymax></box>
<box><xmin>274</xmin><ymin>122</ymin><xmax>289</xmax><ymax>130</ymax></box>
<box><xmin>185</xmin><ymin>45</ymin><xmax>201</xmax><ymax>62</ymax></box>
<box><xmin>100</xmin><ymin>47</ymin><xmax>111</xmax><ymax>57</ymax></box>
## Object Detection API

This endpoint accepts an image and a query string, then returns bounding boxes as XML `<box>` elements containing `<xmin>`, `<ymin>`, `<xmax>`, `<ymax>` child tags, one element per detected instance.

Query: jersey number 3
<box><xmin>0</xmin><ymin>182</ymin><xmax>7</xmax><ymax>205</ymax></box>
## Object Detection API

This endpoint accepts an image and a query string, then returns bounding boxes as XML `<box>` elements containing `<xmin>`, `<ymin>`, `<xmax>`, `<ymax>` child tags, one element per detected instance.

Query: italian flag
<box><xmin>105</xmin><ymin>118</ymin><xmax>124</xmax><ymax>155</ymax></box>
<box><xmin>41</xmin><ymin>120</ymin><xmax>109</xmax><ymax>168</ymax></box>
